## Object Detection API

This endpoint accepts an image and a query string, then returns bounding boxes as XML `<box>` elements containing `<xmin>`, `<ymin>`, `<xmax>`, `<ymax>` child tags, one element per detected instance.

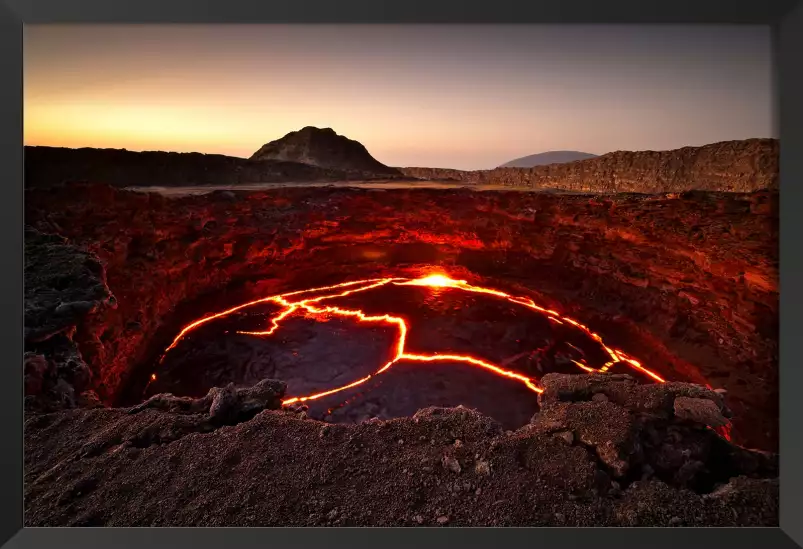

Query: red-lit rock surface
<box><xmin>399</xmin><ymin>138</ymin><xmax>778</xmax><ymax>193</ymax></box>
<box><xmin>23</xmin><ymin>183</ymin><xmax>779</xmax><ymax>526</ymax></box>
<box><xmin>25</xmin><ymin>183</ymin><xmax>778</xmax><ymax>451</ymax></box>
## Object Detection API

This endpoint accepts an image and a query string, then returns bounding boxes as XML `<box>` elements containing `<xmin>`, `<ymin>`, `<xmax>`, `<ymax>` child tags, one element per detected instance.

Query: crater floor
<box><xmin>149</xmin><ymin>274</ymin><xmax>665</xmax><ymax>429</ymax></box>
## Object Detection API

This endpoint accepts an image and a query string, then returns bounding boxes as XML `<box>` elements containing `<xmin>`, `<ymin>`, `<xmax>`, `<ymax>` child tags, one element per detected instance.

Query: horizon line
<box><xmin>22</xmin><ymin>135</ymin><xmax>778</xmax><ymax>171</ymax></box>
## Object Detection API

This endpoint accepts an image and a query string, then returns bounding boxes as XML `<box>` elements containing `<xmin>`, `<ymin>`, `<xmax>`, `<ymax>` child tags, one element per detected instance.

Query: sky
<box><xmin>24</xmin><ymin>24</ymin><xmax>774</xmax><ymax>170</ymax></box>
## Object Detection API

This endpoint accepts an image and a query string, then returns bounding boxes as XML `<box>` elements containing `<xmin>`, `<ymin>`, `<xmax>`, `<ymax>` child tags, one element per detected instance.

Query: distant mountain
<box><xmin>498</xmin><ymin>150</ymin><xmax>598</xmax><ymax>168</ymax></box>
<box><xmin>250</xmin><ymin>126</ymin><xmax>402</xmax><ymax>177</ymax></box>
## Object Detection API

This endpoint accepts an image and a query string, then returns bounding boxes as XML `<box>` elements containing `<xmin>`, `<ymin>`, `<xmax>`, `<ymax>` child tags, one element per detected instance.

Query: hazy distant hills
<box><xmin>498</xmin><ymin>150</ymin><xmax>598</xmax><ymax>168</ymax></box>
<box><xmin>250</xmin><ymin>126</ymin><xmax>402</xmax><ymax>177</ymax></box>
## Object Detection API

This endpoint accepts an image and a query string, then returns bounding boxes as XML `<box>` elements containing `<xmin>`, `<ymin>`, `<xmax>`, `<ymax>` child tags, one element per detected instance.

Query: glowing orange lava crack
<box><xmin>159</xmin><ymin>273</ymin><xmax>665</xmax><ymax>406</ymax></box>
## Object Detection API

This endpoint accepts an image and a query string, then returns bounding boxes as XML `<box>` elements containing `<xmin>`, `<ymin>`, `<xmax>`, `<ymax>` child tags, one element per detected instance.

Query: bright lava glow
<box><xmin>405</xmin><ymin>274</ymin><xmax>464</xmax><ymax>287</ymax></box>
<box><xmin>158</xmin><ymin>273</ymin><xmax>666</xmax><ymax>406</ymax></box>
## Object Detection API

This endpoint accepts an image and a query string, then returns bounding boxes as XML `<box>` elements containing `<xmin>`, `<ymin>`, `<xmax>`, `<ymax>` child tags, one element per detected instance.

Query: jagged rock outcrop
<box><xmin>250</xmin><ymin>126</ymin><xmax>403</xmax><ymax>177</ymax></box>
<box><xmin>24</xmin><ymin>228</ymin><xmax>117</xmax><ymax>412</ymax></box>
<box><xmin>401</xmin><ymin>138</ymin><xmax>778</xmax><ymax>193</ymax></box>
<box><xmin>25</xmin><ymin>227</ymin><xmax>116</xmax><ymax>343</ymax></box>
<box><xmin>23</xmin><ymin>373</ymin><xmax>778</xmax><ymax>526</ymax></box>
<box><xmin>130</xmin><ymin>379</ymin><xmax>287</xmax><ymax>426</ymax></box>
<box><xmin>532</xmin><ymin>373</ymin><xmax>776</xmax><ymax>487</ymax></box>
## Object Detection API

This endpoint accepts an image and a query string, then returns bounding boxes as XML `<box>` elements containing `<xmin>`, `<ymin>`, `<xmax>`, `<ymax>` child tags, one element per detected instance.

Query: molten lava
<box><xmin>158</xmin><ymin>273</ymin><xmax>665</xmax><ymax>406</ymax></box>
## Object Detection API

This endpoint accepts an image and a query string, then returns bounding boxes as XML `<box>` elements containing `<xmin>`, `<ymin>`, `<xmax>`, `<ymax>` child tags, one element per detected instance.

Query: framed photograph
<box><xmin>3</xmin><ymin>1</ymin><xmax>801</xmax><ymax>548</ymax></box>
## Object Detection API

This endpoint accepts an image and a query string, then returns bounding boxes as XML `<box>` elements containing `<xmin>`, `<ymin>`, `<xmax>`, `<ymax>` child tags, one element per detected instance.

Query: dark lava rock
<box><xmin>77</xmin><ymin>390</ymin><xmax>104</xmax><ymax>409</ymax></box>
<box><xmin>24</xmin><ymin>227</ymin><xmax>115</xmax><ymax>343</ymax></box>
<box><xmin>24</xmin><ymin>353</ymin><xmax>49</xmax><ymax>395</ymax></box>
<box><xmin>23</xmin><ymin>373</ymin><xmax>778</xmax><ymax>527</ymax></box>
<box><xmin>538</xmin><ymin>373</ymin><xmax>732</xmax><ymax>422</ymax></box>
<box><xmin>532</xmin><ymin>399</ymin><xmax>637</xmax><ymax>477</ymax></box>
<box><xmin>24</xmin><ymin>228</ymin><xmax>115</xmax><ymax>413</ymax></box>
<box><xmin>129</xmin><ymin>378</ymin><xmax>287</xmax><ymax>426</ymax></box>
<box><xmin>531</xmin><ymin>373</ymin><xmax>774</xmax><ymax>493</ymax></box>
<box><xmin>674</xmin><ymin>396</ymin><xmax>729</xmax><ymax>428</ymax></box>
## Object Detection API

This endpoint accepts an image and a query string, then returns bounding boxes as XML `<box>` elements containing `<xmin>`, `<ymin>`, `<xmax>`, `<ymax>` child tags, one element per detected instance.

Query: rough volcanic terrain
<box><xmin>23</xmin><ymin>183</ymin><xmax>779</xmax><ymax>526</ymax></box>
<box><xmin>24</xmin><ymin>373</ymin><xmax>778</xmax><ymax>527</ymax></box>
<box><xmin>26</xmin><ymin>137</ymin><xmax>777</xmax><ymax>196</ymax></box>
<box><xmin>400</xmin><ymin>139</ymin><xmax>778</xmax><ymax>193</ymax></box>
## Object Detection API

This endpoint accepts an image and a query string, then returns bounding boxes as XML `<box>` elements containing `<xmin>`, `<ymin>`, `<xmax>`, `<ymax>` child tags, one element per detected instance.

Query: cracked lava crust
<box><xmin>147</xmin><ymin>273</ymin><xmax>665</xmax><ymax>430</ymax></box>
<box><xmin>23</xmin><ymin>183</ymin><xmax>779</xmax><ymax>526</ymax></box>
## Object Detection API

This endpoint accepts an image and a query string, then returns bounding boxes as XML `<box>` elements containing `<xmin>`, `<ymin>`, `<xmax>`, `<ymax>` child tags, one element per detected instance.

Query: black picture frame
<box><xmin>2</xmin><ymin>1</ymin><xmax>801</xmax><ymax>547</ymax></box>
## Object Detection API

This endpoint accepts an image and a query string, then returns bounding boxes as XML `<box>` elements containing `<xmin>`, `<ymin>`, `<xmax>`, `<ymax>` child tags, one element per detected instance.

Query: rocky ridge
<box><xmin>400</xmin><ymin>138</ymin><xmax>778</xmax><ymax>193</ymax></box>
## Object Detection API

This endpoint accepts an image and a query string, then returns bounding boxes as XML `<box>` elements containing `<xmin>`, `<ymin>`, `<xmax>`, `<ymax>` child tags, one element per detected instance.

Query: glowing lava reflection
<box><xmin>158</xmin><ymin>273</ymin><xmax>665</xmax><ymax>406</ymax></box>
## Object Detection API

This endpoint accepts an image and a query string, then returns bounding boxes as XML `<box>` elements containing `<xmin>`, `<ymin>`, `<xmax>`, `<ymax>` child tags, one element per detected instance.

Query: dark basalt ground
<box><xmin>24</xmin><ymin>373</ymin><xmax>778</xmax><ymax>527</ymax></box>
<box><xmin>22</xmin><ymin>183</ymin><xmax>779</xmax><ymax>526</ymax></box>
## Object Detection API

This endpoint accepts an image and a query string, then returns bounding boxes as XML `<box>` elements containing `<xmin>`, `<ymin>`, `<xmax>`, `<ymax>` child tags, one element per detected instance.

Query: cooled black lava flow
<box><xmin>139</xmin><ymin>277</ymin><xmax>661</xmax><ymax>429</ymax></box>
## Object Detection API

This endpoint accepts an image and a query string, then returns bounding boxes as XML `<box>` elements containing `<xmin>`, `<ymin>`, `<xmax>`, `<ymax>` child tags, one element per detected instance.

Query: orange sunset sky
<box><xmin>24</xmin><ymin>24</ymin><xmax>774</xmax><ymax>170</ymax></box>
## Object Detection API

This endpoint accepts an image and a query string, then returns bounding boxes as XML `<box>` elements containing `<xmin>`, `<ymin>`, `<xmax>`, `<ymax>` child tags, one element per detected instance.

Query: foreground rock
<box><xmin>532</xmin><ymin>374</ymin><xmax>776</xmax><ymax>490</ymax></box>
<box><xmin>130</xmin><ymin>379</ymin><xmax>286</xmax><ymax>426</ymax></box>
<box><xmin>24</xmin><ymin>373</ymin><xmax>777</xmax><ymax>527</ymax></box>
